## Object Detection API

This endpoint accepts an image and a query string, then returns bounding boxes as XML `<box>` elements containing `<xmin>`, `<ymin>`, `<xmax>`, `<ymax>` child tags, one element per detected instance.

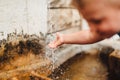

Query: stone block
<box><xmin>48</xmin><ymin>0</ymin><xmax>72</xmax><ymax>8</ymax></box>
<box><xmin>47</xmin><ymin>9</ymin><xmax>81</xmax><ymax>34</ymax></box>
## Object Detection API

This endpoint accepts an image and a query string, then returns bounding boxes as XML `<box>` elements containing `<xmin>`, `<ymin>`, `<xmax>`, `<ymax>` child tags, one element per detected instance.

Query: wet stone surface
<box><xmin>50</xmin><ymin>49</ymin><xmax>108</xmax><ymax>80</ymax></box>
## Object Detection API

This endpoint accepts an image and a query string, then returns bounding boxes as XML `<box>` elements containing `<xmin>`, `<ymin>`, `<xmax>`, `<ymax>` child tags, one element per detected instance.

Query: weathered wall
<box><xmin>0</xmin><ymin>0</ymin><xmax>50</xmax><ymax>79</ymax></box>
<box><xmin>0</xmin><ymin>0</ymin><xmax>47</xmax><ymax>39</ymax></box>
<box><xmin>47</xmin><ymin>0</ymin><xmax>82</xmax><ymax>34</ymax></box>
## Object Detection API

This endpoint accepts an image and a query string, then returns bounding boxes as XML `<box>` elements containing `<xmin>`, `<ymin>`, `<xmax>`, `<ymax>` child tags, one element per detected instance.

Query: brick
<box><xmin>48</xmin><ymin>0</ymin><xmax>72</xmax><ymax>8</ymax></box>
<box><xmin>47</xmin><ymin>9</ymin><xmax>81</xmax><ymax>33</ymax></box>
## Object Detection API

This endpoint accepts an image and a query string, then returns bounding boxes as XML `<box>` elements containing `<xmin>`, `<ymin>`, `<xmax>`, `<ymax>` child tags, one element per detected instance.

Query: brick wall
<box><xmin>47</xmin><ymin>0</ymin><xmax>82</xmax><ymax>34</ymax></box>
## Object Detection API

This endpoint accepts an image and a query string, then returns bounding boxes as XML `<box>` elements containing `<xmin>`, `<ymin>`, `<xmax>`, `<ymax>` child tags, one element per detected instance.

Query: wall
<box><xmin>47</xmin><ymin>0</ymin><xmax>82</xmax><ymax>34</ymax></box>
<box><xmin>0</xmin><ymin>0</ymin><xmax>47</xmax><ymax>39</ymax></box>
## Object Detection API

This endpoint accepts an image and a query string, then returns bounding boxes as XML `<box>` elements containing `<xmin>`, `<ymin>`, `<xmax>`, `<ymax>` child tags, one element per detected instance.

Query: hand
<box><xmin>48</xmin><ymin>33</ymin><xmax>64</xmax><ymax>48</ymax></box>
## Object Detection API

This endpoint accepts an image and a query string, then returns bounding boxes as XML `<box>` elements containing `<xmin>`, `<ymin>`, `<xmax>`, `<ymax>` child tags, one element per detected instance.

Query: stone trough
<box><xmin>49</xmin><ymin>40</ymin><xmax>120</xmax><ymax>80</ymax></box>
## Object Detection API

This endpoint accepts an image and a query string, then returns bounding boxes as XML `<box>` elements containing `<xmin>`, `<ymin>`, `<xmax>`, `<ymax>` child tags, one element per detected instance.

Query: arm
<box><xmin>48</xmin><ymin>29</ymin><xmax>112</xmax><ymax>48</ymax></box>
<box><xmin>63</xmin><ymin>30</ymin><xmax>103</xmax><ymax>44</ymax></box>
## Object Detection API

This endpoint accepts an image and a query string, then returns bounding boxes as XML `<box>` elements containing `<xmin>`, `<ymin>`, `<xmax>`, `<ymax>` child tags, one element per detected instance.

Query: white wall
<box><xmin>0</xmin><ymin>0</ymin><xmax>47</xmax><ymax>39</ymax></box>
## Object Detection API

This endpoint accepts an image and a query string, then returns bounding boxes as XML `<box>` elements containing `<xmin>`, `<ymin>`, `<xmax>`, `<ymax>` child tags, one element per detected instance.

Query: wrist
<box><xmin>60</xmin><ymin>34</ymin><xmax>65</xmax><ymax>44</ymax></box>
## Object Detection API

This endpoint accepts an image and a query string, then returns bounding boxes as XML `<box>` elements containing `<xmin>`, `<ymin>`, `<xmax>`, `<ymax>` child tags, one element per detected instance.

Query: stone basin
<box><xmin>49</xmin><ymin>40</ymin><xmax>120</xmax><ymax>80</ymax></box>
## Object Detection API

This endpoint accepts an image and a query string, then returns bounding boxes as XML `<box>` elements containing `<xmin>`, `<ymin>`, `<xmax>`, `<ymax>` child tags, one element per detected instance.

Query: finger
<box><xmin>54</xmin><ymin>40</ymin><xmax>62</xmax><ymax>48</ymax></box>
<box><xmin>48</xmin><ymin>41</ymin><xmax>57</xmax><ymax>48</ymax></box>
<box><xmin>48</xmin><ymin>40</ymin><xmax>60</xmax><ymax>48</ymax></box>
<box><xmin>48</xmin><ymin>42</ymin><xmax>55</xmax><ymax>48</ymax></box>
<box><xmin>57</xmin><ymin>33</ymin><xmax>64</xmax><ymax>44</ymax></box>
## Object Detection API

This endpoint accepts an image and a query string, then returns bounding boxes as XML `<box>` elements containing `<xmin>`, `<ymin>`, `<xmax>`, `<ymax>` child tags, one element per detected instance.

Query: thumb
<box><xmin>56</xmin><ymin>32</ymin><xmax>64</xmax><ymax>44</ymax></box>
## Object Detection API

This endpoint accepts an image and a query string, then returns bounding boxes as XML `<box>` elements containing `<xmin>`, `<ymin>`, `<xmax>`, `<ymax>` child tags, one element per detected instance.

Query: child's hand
<box><xmin>48</xmin><ymin>33</ymin><xmax>64</xmax><ymax>48</ymax></box>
